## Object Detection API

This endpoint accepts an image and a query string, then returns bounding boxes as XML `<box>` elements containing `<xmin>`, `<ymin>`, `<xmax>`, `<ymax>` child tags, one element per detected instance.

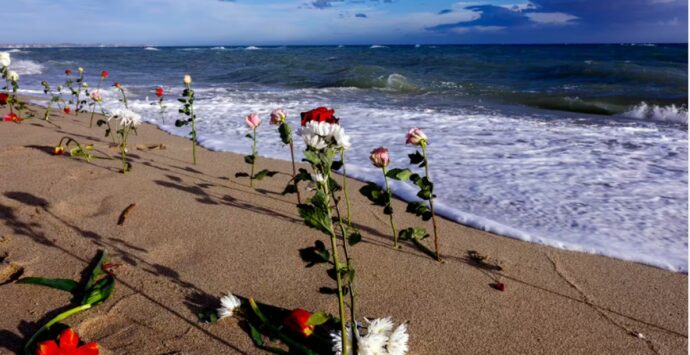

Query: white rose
<box><xmin>183</xmin><ymin>74</ymin><xmax>192</xmax><ymax>85</ymax></box>
<box><xmin>0</xmin><ymin>52</ymin><xmax>10</xmax><ymax>67</ymax></box>
<box><xmin>7</xmin><ymin>70</ymin><xmax>19</xmax><ymax>82</ymax></box>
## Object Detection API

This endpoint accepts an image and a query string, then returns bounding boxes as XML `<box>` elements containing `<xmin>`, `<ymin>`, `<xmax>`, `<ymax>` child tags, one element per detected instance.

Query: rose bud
<box><xmin>114</xmin><ymin>82</ymin><xmax>122</xmax><ymax>88</ymax></box>
<box><xmin>283</xmin><ymin>309</ymin><xmax>314</xmax><ymax>337</ymax></box>
<box><xmin>52</xmin><ymin>146</ymin><xmax>65</xmax><ymax>155</ymax></box>
<box><xmin>101</xmin><ymin>70</ymin><xmax>109</xmax><ymax>78</ymax></box>
<box><xmin>245</xmin><ymin>112</ymin><xmax>261</xmax><ymax>129</ymax></box>
<box><xmin>91</xmin><ymin>90</ymin><xmax>102</xmax><ymax>102</ymax></box>
<box><xmin>155</xmin><ymin>86</ymin><xmax>164</xmax><ymax>98</ymax></box>
<box><xmin>78</xmin><ymin>67</ymin><xmax>84</xmax><ymax>74</ymax></box>
<box><xmin>405</xmin><ymin>127</ymin><xmax>427</xmax><ymax>146</ymax></box>
<box><xmin>65</xmin><ymin>69</ymin><xmax>72</xmax><ymax>75</ymax></box>
<box><xmin>491</xmin><ymin>282</ymin><xmax>506</xmax><ymax>292</ymax></box>
<box><xmin>183</xmin><ymin>74</ymin><xmax>192</xmax><ymax>85</ymax></box>
<box><xmin>370</xmin><ymin>146</ymin><xmax>390</xmax><ymax>168</ymax></box>
<box><xmin>64</xmin><ymin>107</ymin><xmax>71</xmax><ymax>114</ymax></box>
<box><xmin>270</xmin><ymin>108</ymin><xmax>286</xmax><ymax>125</ymax></box>
<box><xmin>0</xmin><ymin>92</ymin><xmax>8</xmax><ymax>105</ymax></box>
<box><xmin>3</xmin><ymin>113</ymin><xmax>21</xmax><ymax>122</ymax></box>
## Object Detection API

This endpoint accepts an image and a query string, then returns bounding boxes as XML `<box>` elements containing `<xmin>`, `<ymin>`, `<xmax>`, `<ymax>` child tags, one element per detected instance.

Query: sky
<box><xmin>3</xmin><ymin>0</ymin><xmax>688</xmax><ymax>45</ymax></box>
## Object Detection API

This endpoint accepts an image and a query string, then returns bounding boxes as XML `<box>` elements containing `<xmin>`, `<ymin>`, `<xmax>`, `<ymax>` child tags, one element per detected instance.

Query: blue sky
<box><xmin>4</xmin><ymin>0</ymin><xmax>687</xmax><ymax>45</ymax></box>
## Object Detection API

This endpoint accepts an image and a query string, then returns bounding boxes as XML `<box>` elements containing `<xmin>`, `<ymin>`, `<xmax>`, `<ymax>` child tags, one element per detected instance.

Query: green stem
<box><xmin>23</xmin><ymin>303</ymin><xmax>92</xmax><ymax>355</ymax></box>
<box><xmin>289</xmin><ymin>141</ymin><xmax>302</xmax><ymax>204</ymax></box>
<box><xmin>340</xmin><ymin>151</ymin><xmax>353</xmax><ymax>227</ymax></box>
<box><xmin>89</xmin><ymin>78</ymin><xmax>103</xmax><ymax>128</ymax></box>
<box><xmin>420</xmin><ymin>143</ymin><xmax>440</xmax><ymax>261</ymax></box>
<box><xmin>188</xmin><ymin>85</ymin><xmax>197</xmax><ymax>165</ymax></box>
<box><xmin>120</xmin><ymin>129</ymin><xmax>129</xmax><ymax>174</ymax></box>
<box><xmin>322</xmin><ymin>178</ymin><xmax>348</xmax><ymax>355</ymax></box>
<box><xmin>382</xmin><ymin>166</ymin><xmax>399</xmax><ymax>248</ymax></box>
<box><xmin>250</xmin><ymin>127</ymin><xmax>257</xmax><ymax>187</ymax></box>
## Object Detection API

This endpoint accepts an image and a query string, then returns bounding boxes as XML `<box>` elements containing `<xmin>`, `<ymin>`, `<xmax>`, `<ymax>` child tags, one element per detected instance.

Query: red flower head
<box><xmin>35</xmin><ymin>328</ymin><xmax>99</xmax><ymax>355</ymax></box>
<box><xmin>283</xmin><ymin>309</ymin><xmax>314</xmax><ymax>338</ymax></box>
<box><xmin>100</xmin><ymin>71</ymin><xmax>109</xmax><ymax>78</ymax></box>
<box><xmin>65</xmin><ymin>69</ymin><xmax>72</xmax><ymax>76</ymax></box>
<box><xmin>0</xmin><ymin>92</ymin><xmax>8</xmax><ymax>105</ymax></box>
<box><xmin>155</xmin><ymin>86</ymin><xmax>164</xmax><ymax>98</ymax></box>
<box><xmin>3</xmin><ymin>113</ymin><xmax>22</xmax><ymax>123</ymax></box>
<box><xmin>300</xmin><ymin>107</ymin><xmax>338</xmax><ymax>127</ymax></box>
<box><xmin>114</xmin><ymin>82</ymin><xmax>121</xmax><ymax>88</ymax></box>
<box><xmin>52</xmin><ymin>146</ymin><xmax>65</xmax><ymax>155</ymax></box>
<box><xmin>63</xmin><ymin>107</ymin><xmax>71</xmax><ymax>114</ymax></box>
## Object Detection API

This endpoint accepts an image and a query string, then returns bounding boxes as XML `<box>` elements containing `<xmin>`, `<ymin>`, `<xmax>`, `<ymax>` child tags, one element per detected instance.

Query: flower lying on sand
<box><xmin>298</xmin><ymin>120</ymin><xmax>351</xmax><ymax>151</ymax></box>
<box><xmin>217</xmin><ymin>293</ymin><xmax>242</xmax><ymax>319</ymax></box>
<box><xmin>3</xmin><ymin>112</ymin><xmax>22</xmax><ymax>123</ymax></box>
<box><xmin>283</xmin><ymin>309</ymin><xmax>315</xmax><ymax>338</ymax></box>
<box><xmin>35</xmin><ymin>328</ymin><xmax>99</xmax><ymax>355</ymax></box>
<box><xmin>64</xmin><ymin>107</ymin><xmax>71</xmax><ymax>114</ymax></box>
<box><xmin>52</xmin><ymin>146</ymin><xmax>65</xmax><ymax>155</ymax></box>
<box><xmin>331</xmin><ymin>318</ymin><xmax>409</xmax><ymax>355</ymax></box>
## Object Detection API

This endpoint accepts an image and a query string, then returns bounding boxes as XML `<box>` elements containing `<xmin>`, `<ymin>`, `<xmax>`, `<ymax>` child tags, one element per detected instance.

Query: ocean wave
<box><xmin>144</xmin><ymin>47</ymin><xmax>159</xmax><ymax>51</ymax></box>
<box><xmin>245</xmin><ymin>46</ymin><xmax>261</xmax><ymax>50</ymax></box>
<box><xmin>370</xmin><ymin>45</ymin><xmax>388</xmax><ymax>49</ymax></box>
<box><xmin>211</xmin><ymin>46</ymin><xmax>226</xmax><ymax>50</ymax></box>
<box><xmin>8</xmin><ymin>49</ymin><xmax>27</xmax><ymax>53</ymax></box>
<box><xmin>622</xmin><ymin>102</ymin><xmax>688</xmax><ymax>125</ymax></box>
<box><xmin>10</xmin><ymin>59</ymin><xmax>44</xmax><ymax>75</ymax></box>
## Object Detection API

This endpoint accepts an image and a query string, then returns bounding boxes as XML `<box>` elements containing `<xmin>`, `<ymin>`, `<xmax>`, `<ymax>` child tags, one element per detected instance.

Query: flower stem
<box><xmin>250</xmin><ymin>127</ymin><xmax>257</xmax><ymax>187</ymax></box>
<box><xmin>23</xmin><ymin>303</ymin><xmax>92</xmax><ymax>354</ymax></box>
<box><xmin>89</xmin><ymin>78</ymin><xmax>103</xmax><ymax>128</ymax></box>
<box><xmin>420</xmin><ymin>143</ymin><xmax>440</xmax><ymax>261</ymax></box>
<box><xmin>382</xmin><ymin>166</ymin><xmax>399</xmax><ymax>248</ymax></box>
<box><xmin>188</xmin><ymin>84</ymin><xmax>197</xmax><ymax>165</ymax></box>
<box><xmin>289</xmin><ymin>141</ymin><xmax>302</xmax><ymax>204</ymax></box>
<box><xmin>323</xmin><ymin>179</ymin><xmax>349</xmax><ymax>355</ymax></box>
<box><xmin>120</xmin><ymin>129</ymin><xmax>129</xmax><ymax>174</ymax></box>
<box><xmin>340</xmin><ymin>150</ymin><xmax>353</xmax><ymax>227</ymax></box>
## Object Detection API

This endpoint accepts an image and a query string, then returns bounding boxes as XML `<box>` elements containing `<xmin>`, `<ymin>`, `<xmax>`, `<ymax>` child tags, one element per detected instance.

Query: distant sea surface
<box><xmin>6</xmin><ymin>44</ymin><xmax>688</xmax><ymax>271</ymax></box>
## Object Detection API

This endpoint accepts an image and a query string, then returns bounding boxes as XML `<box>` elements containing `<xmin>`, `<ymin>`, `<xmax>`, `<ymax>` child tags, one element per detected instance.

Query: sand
<box><xmin>0</xmin><ymin>103</ymin><xmax>686</xmax><ymax>354</ymax></box>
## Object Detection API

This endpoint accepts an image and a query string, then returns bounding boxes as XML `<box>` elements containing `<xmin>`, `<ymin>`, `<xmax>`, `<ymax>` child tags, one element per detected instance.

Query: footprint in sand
<box><xmin>53</xmin><ymin>195</ymin><xmax>118</xmax><ymax>220</ymax></box>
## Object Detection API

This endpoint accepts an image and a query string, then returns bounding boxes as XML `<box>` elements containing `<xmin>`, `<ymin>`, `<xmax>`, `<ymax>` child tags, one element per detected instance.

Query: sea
<box><xmin>4</xmin><ymin>44</ymin><xmax>688</xmax><ymax>272</ymax></box>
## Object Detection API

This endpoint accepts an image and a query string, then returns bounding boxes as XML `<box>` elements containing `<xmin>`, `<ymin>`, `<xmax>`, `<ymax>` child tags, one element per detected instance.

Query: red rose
<box><xmin>155</xmin><ymin>87</ymin><xmax>164</xmax><ymax>98</ymax></box>
<box><xmin>65</xmin><ymin>69</ymin><xmax>72</xmax><ymax>76</ymax></box>
<box><xmin>0</xmin><ymin>92</ymin><xmax>8</xmax><ymax>105</ymax></box>
<box><xmin>283</xmin><ymin>309</ymin><xmax>315</xmax><ymax>337</ymax></box>
<box><xmin>114</xmin><ymin>82</ymin><xmax>121</xmax><ymax>88</ymax></box>
<box><xmin>300</xmin><ymin>107</ymin><xmax>339</xmax><ymax>126</ymax></box>
<box><xmin>101</xmin><ymin>71</ymin><xmax>109</xmax><ymax>78</ymax></box>
<box><xmin>64</xmin><ymin>107</ymin><xmax>71</xmax><ymax>114</ymax></box>
<box><xmin>3</xmin><ymin>113</ymin><xmax>22</xmax><ymax>122</ymax></box>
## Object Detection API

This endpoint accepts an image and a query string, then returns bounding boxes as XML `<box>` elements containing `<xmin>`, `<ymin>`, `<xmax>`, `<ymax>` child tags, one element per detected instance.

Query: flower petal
<box><xmin>59</xmin><ymin>328</ymin><xmax>79</xmax><ymax>351</ymax></box>
<box><xmin>75</xmin><ymin>342</ymin><xmax>100</xmax><ymax>355</ymax></box>
<box><xmin>35</xmin><ymin>340</ymin><xmax>59</xmax><ymax>355</ymax></box>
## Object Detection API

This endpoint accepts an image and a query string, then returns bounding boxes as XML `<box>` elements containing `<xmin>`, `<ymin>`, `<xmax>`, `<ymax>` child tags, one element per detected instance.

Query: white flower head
<box><xmin>111</xmin><ymin>108</ymin><xmax>142</xmax><ymax>127</ymax></box>
<box><xmin>312</xmin><ymin>173</ymin><xmax>326</xmax><ymax>184</ymax></box>
<box><xmin>217</xmin><ymin>293</ymin><xmax>242</xmax><ymax>319</ymax></box>
<box><xmin>298</xmin><ymin>121</ymin><xmax>352</xmax><ymax>151</ymax></box>
<box><xmin>359</xmin><ymin>333</ymin><xmax>388</xmax><ymax>355</ymax></box>
<box><xmin>7</xmin><ymin>70</ymin><xmax>19</xmax><ymax>82</ymax></box>
<box><xmin>331</xmin><ymin>327</ymin><xmax>355</xmax><ymax>355</ymax></box>
<box><xmin>386</xmin><ymin>324</ymin><xmax>409</xmax><ymax>355</ymax></box>
<box><xmin>0</xmin><ymin>52</ymin><xmax>10</xmax><ymax>67</ymax></box>
<box><xmin>366</xmin><ymin>317</ymin><xmax>393</xmax><ymax>337</ymax></box>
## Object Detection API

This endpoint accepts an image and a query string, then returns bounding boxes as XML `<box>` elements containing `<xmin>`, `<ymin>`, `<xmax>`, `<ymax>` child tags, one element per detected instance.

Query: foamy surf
<box><xmin>622</xmin><ymin>102</ymin><xmax>688</xmax><ymax>125</ymax></box>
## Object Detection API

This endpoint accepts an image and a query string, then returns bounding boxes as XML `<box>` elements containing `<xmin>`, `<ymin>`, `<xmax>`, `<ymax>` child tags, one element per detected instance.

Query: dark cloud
<box><xmin>309</xmin><ymin>0</ymin><xmax>344</xmax><ymax>9</ymax></box>
<box><xmin>429</xmin><ymin>5</ymin><xmax>532</xmax><ymax>32</ymax></box>
<box><xmin>355</xmin><ymin>13</ymin><xmax>368</xmax><ymax>18</ymax></box>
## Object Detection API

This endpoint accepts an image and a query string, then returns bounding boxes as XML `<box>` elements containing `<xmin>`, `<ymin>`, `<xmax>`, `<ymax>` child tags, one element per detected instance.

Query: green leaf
<box><xmin>302</xmin><ymin>150</ymin><xmax>321</xmax><ymax>166</ymax></box>
<box><xmin>253</xmin><ymin>170</ymin><xmax>278</xmax><ymax>181</ymax></box>
<box><xmin>414</xmin><ymin>177</ymin><xmax>434</xmax><ymax>200</ymax></box>
<box><xmin>348</xmin><ymin>232</ymin><xmax>362</xmax><ymax>246</ymax></box>
<box><xmin>82</xmin><ymin>276</ymin><xmax>115</xmax><ymax>306</ymax></box>
<box><xmin>386</xmin><ymin>168</ymin><xmax>414</xmax><ymax>181</ymax></box>
<box><xmin>359</xmin><ymin>183</ymin><xmax>387</xmax><ymax>206</ymax></box>
<box><xmin>17</xmin><ymin>277</ymin><xmax>79</xmax><ymax>293</ymax></box>
<box><xmin>409</xmin><ymin>151</ymin><xmax>424</xmax><ymax>165</ymax></box>
<box><xmin>331</xmin><ymin>160</ymin><xmax>343</xmax><ymax>171</ymax></box>
<box><xmin>244</xmin><ymin>154</ymin><xmax>255</xmax><ymax>164</ymax></box>
<box><xmin>278</xmin><ymin>122</ymin><xmax>292</xmax><ymax>145</ymax></box>
<box><xmin>245</xmin><ymin>133</ymin><xmax>253</xmax><ymax>139</ymax></box>
<box><xmin>175</xmin><ymin>119</ymin><xmax>187</xmax><ymax>127</ymax></box>
<box><xmin>249</xmin><ymin>323</ymin><xmax>265</xmax><ymax>346</ymax></box>
<box><xmin>406</xmin><ymin>201</ymin><xmax>432</xmax><ymax>221</ymax></box>
<box><xmin>306</xmin><ymin>311</ymin><xmax>330</xmax><ymax>326</ymax></box>
<box><xmin>282</xmin><ymin>183</ymin><xmax>298</xmax><ymax>195</ymax></box>
<box><xmin>398</xmin><ymin>227</ymin><xmax>429</xmax><ymax>241</ymax></box>
<box><xmin>198</xmin><ymin>309</ymin><xmax>220</xmax><ymax>323</ymax></box>
<box><xmin>82</xmin><ymin>250</ymin><xmax>108</xmax><ymax>294</ymax></box>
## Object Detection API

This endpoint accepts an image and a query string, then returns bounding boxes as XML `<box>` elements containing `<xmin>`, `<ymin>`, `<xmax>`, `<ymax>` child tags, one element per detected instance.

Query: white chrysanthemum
<box><xmin>0</xmin><ymin>52</ymin><xmax>10</xmax><ymax>67</ymax></box>
<box><xmin>386</xmin><ymin>324</ymin><xmax>409</xmax><ymax>355</ymax></box>
<box><xmin>298</xmin><ymin>121</ymin><xmax>352</xmax><ymax>151</ymax></box>
<box><xmin>7</xmin><ymin>70</ymin><xmax>19</xmax><ymax>82</ymax></box>
<box><xmin>359</xmin><ymin>333</ymin><xmax>388</xmax><ymax>355</ymax></box>
<box><xmin>217</xmin><ymin>293</ymin><xmax>242</xmax><ymax>319</ymax></box>
<box><xmin>331</xmin><ymin>327</ymin><xmax>354</xmax><ymax>355</ymax></box>
<box><xmin>111</xmin><ymin>108</ymin><xmax>142</xmax><ymax>127</ymax></box>
<box><xmin>366</xmin><ymin>317</ymin><xmax>393</xmax><ymax>337</ymax></box>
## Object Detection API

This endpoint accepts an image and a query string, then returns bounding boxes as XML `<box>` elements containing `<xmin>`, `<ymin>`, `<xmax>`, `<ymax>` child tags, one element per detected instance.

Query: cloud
<box><xmin>525</xmin><ymin>12</ymin><xmax>577</xmax><ymax>24</ymax></box>
<box><xmin>355</xmin><ymin>13</ymin><xmax>368</xmax><ymax>18</ymax></box>
<box><xmin>438</xmin><ymin>9</ymin><xmax>453</xmax><ymax>15</ymax></box>
<box><xmin>308</xmin><ymin>0</ymin><xmax>344</xmax><ymax>9</ymax></box>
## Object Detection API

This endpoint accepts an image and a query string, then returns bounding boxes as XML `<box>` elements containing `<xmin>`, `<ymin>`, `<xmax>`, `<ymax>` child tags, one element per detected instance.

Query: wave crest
<box><xmin>11</xmin><ymin>59</ymin><xmax>44</xmax><ymax>75</ymax></box>
<box><xmin>622</xmin><ymin>102</ymin><xmax>688</xmax><ymax>125</ymax></box>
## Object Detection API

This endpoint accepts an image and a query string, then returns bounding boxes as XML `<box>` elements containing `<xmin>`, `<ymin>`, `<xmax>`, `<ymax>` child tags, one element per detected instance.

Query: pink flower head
<box><xmin>369</xmin><ymin>146</ymin><xmax>390</xmax><ymax>168</ymax></box>
<box><xmin>245</xmin><ymin>112</ymin><xmax>261</xmax><ymax>129</ymax></box>
<box><xmin>270</xmin><ymin>108</ymin><xmax>286</xmax><ymax>125</ymax></box>
<box><xmin>405</xmin><ymin>127</ymin><xmax>427</xmax><ymax>146</ymax></box>
<box><xmin>90</xmin><ymin>90</ymin><xmax>102</xmax><ymax>102</ymax></box>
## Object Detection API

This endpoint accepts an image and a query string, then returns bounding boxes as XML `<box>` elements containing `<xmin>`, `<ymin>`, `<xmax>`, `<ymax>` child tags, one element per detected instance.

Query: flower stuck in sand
<box><xmin>176</xmin><ymin>74</ymin><xmax>200</xmax><ymax>164</ymax></box>
<box><xmin>361</xmin><ymin>146</ymin><xmax>399</xmax><ymax>247</ymax></box>
<box><xmin>64</xmin><ymin>107</ymin><xmax>71</xmax><ymax>114</ymax></box>
<box><xmin>217</xmin><ymin>293</ymin><xmax>242</xmax><ymax>319</ymax></box>
<box><xmin>270</xmin><ymin>108</ymin><xmax>303</xmax><ymax>203</ymax></box>
<box><xmin>90</xmin><ymin>90</ymin><xmax>102</xmax><ymax>102</ymax></box>
<box><xmin>100</xmin><ymin>71</ymin><xmax>108</xmax><ymax>78</ymax></box>
<box><xmin>298</xmin><ymin>120</ymin><xmax>351</xmax><ymax>151</ymax></box>
<box><xmin>245</xmin><ymin>112</ymin><xmax>261</xmax><ymax>129</ymax></box>
<box><xmin>236</xmin><ymin>112</ymin><xmax>277</xmax><ymax>187</ymax></box>
<box><xmin>65</xmin><ymin>69</ymin><xmax>72</xmax><ymax>76</ymax></box>
<box><xmin>300</xmin><ymin>106</ymin><xmax>339</xmax><ymax>126</ymax></box>
<box><xmin>35</xmin><ymin>328</ymin><xmax>99</xmax><ymax>355</ymax></box>
<box><xmin>284</xmin><ymin>309</ymin><xmax>315</xmax><ymax>338</ymax></box>
<box><xmin>152</xmin><ymin>86</ymin><xmax>166</xmax><ymax>118</ymax></box>
<box><xmin>155</xmin><ymin>86</ymin><xmax>164</xmax><ymax>98</ymax></box>
<box><xmin>112</xmin><ymin>108</ymin><xmax>142</xmax><ymax>128</ymax></box>
<box><xmin>369</xmin><ymin>147</ymin><xmax>390</xmax><ymax>168</ymax></box>
<box><xmin>183</xmin><ymin>74</ymin><xmax>192</xmax><ymax>85</ymax></box>
<box><xmin>7</xmin><ymin>70</ymin><xmax>19</xmax><ymax>82</ymax></box>
<box><xmin>270</xmin><ymin>108</ymin><xmax>286</xmax><ymax>125</ymax></box>
<box><xmin>405</xmin><ymin>127</ymin><xmax>427</xmax><ymax>146</ymax></box>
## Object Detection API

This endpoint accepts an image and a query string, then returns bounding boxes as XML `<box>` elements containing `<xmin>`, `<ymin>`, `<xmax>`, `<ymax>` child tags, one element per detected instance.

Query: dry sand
<box><xmin>0</xmin><ymin>104</ymin><xmax>686</xmax><ymax>354</ymax></box>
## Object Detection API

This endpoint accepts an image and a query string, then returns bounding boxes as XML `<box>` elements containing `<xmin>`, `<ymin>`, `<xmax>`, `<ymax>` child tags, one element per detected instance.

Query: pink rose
<box><xmin>270</xmin><ymin>108</ymin><xmax>286</xmax><ymax>125</ymax></box>
<box><xmin>91</xmin><ymin>90</ymin><xmax>102</xmax><ymax>102</ymax></box>
<box><xmin>369</xmin><ymin>146</ymin><xmax>390</xmax><ymax>168</ymax></box>
<box><xmin>245</xmin><ymin>112</ymin><xmax>261</xmax><ymax>129</ymax></box>
<box><xmin>405</xmin><ymin>127</ymin><xmax>427</xmax><ymax>145</ymax></box>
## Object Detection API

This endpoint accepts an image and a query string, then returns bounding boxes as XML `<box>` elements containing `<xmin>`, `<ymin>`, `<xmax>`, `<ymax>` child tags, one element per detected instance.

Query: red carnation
<box><xmin>64</xmin><ymin>107</ymin><xmax>71</xmax><ymax>114</ymax></box>
<box><xmin>65</xmin><ymin>69</ymin><xmax>72</xmax><ymax>76</ymax></box>
<box><xmin>300</xmin><ymin>107</ymin><xmax>339</xmax><ymax>126</ymax></box>
<box><xmin>0</xmin><ymin>92</ymin><xmax>8</xmax><ymax>105</ymax></box>
<box><xmin>100</xmin><ymin>71</ymin><xmax>108</xmax><ymax>78</ymax></box>
<box><xmin>283</xmin><ymin>309</ymin><xmax>314</xmax><ymax>338</ymax></box>
<box><xmin>155</xmin><ymin>86</ymin><xmax>164</xmax><ymax>98</ymax></box>
<box><xmin>3</xmin><ymin>113</ymin><xmax>22</xmax><ymax>122</ymax></box>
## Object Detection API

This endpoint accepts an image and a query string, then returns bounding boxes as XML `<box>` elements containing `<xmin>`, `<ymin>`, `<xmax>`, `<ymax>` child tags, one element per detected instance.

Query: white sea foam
<box><xmin>144</xmin><ymin>47</ymin><xmax>159</xmax><ymax>51</ymax></box>
<box><xmin>245</xmin><ymin>46</ymin><xmax>261</xmax><ymax>50</ymax></box>
<box><xmin>11</xmin><ymin>59</ymin><xmax>44</xmax><ymax>75</ymax></box>
<box><xmin>622</xmin><ymin>102</ymin><xmax>688</xmax><ymax>125</ymax></box>
<box><xmin>90</xmin><ymin>86</ymin><xmax>687</xmax><ymax>272</ymax></box>
<box><xmin>211</xmin><ymin>46</ymin><xmax>226</xmax><ymax>50</ymax></box>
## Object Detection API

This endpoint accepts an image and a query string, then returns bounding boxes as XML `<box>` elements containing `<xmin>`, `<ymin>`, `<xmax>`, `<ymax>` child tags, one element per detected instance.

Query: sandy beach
<box><xmin>0</xmin><ymin>104</ymin><xmax>686</xmax><ymax>354</ymax></box>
